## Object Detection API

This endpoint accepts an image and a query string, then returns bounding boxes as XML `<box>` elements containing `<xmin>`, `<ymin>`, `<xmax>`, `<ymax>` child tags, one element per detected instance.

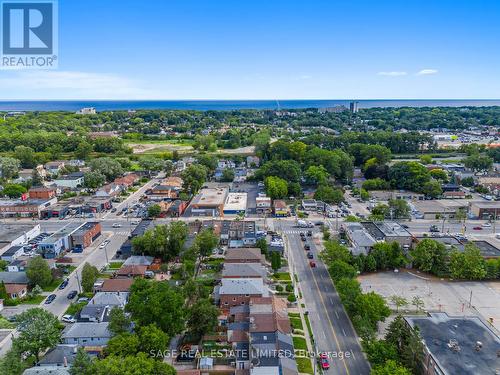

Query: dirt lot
<box><xmin>357</xmin><ymin>270</ymin><xmax>500</xmax><ymax>332</ymax></box>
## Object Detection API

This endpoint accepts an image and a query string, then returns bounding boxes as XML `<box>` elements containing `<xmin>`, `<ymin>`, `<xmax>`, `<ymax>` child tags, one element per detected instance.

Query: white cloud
<box><xmin>0</xmin><ymin>70</ymin><xmax>161</xmax><ymax>99</ymax></box>
<box><xmin>377</xmin><ymin>71</ymin><xmax>408</xmax><ymax>76</ymax></box>
<box><xmin>416</xmin><ymin>69</ymin><xmax>438</xmax><ymax>76</ymax></box>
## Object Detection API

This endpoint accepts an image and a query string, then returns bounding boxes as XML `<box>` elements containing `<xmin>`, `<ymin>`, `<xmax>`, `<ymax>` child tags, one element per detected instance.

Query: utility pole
<box><xmin>468</xmin><ymin>290</ymin><xmax>473</xmax><ymax>308</ymax></box>
<box><xmin>75</xmin><ymin>271</ymin><xmax>82</xmax><ymax>294</ymax></box>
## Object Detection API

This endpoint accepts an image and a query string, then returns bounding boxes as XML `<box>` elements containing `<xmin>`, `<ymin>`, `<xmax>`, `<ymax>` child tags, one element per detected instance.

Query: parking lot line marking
<box><xmin>342</xmin><ymin>328</ymin><xmax>346</xmax><ymax>336</ymax></box>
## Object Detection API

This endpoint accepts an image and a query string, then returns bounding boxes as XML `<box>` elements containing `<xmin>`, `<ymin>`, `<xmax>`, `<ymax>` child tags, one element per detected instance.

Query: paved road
<box><xmin>276</xmin><ymin>221</ymin><xmax>371</xmax><ymax>375</ymax></box>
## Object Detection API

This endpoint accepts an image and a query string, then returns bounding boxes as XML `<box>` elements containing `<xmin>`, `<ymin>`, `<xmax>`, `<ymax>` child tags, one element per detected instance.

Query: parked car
<box><xmin>67</xmin><ymin>290</ymin><xmax>78</xmax><ymax>299</ymax></box>
<box><xmin>309</xmin><ymin>261</ymin><xmax>316</xmax><ymax>268</ymax></box>
<box><xmin>429</xmin><ymin>225</ymin><xmax>439</xmax><ymax>232</ymax></box>
<box><xmin>473</xmin><ymin>226</ymin><xmax>483</xmax><ymax>230</ymax></box>
<box><xmin>45</xmin><ymin>294</ymin><xmax>56</xmax><ymax>304</ymax></box>
<box><xmin>307</xmin><ymin>252</ymin><xmax>314</xmax><ymax>259</ymax></box>
<box><xmin>304</xmin><ymin>244</ymin><xmax>311</xmax><ymax>251</ymax></box>
<box><xmin>77</xmin><ymin>297</ymin><xmax>90</xmax><ymax>304</ymax></box>
<box><xmin>62</xmin><ymin>314</ymin><xmax>76</xmax><ymax>323</ymax></box>
<box><xmin>58</xmin><ymin>279</ymin><xmax>69</xmax><ymax>290</ymax></box>
<box><xmin>112</xmin><ymin>223</ymin><xmax>121</xmax><ymax>228</ymax></box>
<box><xmin>320</xmin><ymin>353</ymin><xmax>330</xmax><ymax>370</ymax></box>
<box><xmin>99</xmin><ymin>240</ymin><xmax>110</xmax><ymax>249</ymax></box>
<box><xmin>307</xmin><ymin>230</ymin><xmax>312</xmax><ymax>237</ymax></box>
<box><xmin>482</xmin><ymin>222</ymin><xmax>491</xmax><ymax>228</ymax></box>
<box><xmin>111</xmin><ymin>208</ymin><xmax>117</xmax><ymax>213</ymax></box>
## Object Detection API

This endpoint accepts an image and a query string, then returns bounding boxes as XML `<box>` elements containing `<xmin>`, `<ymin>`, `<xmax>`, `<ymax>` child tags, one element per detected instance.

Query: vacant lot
<box><xmin>358</xmin><ymin>270</ymin><xmax>500</xmax><ymax>331</ymax></box>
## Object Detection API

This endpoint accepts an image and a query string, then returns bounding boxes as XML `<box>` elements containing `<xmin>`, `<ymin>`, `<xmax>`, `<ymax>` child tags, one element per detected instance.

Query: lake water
<box><xmin>0</xmin><ymin>99</ymin><xmax>499</xmax><ymax>112</ymax></box>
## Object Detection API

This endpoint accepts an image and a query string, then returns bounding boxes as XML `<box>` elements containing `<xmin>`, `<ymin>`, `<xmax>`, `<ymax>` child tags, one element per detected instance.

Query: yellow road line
<box><xmin>285</xmin><ymin>232</ymin><xmax>351</xmax><ymax>375</ymax></box>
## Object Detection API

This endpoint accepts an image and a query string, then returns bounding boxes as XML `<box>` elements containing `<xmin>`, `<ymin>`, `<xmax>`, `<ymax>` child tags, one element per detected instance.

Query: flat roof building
<box><xmin>405</xmin><ymin>313</ymin><xmax>500</xmax><ymax>375</ymax></box>
<box><xmin>0</xmin><ymin>223</ymin><xmax>41</xmax><ymax>253</ymax></box>
<box><xmin>223</xmin><ymin>192</ymin><xmax>247</xmax><ymax>215</ymax></box>
<box><xmin>189</xmin><ymin>187</ymin><xmax>228</xmax><ymax>216</ymax></box>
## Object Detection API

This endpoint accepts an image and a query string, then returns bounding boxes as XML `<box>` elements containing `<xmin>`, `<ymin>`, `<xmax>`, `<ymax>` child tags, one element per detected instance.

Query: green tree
<box><xmin>385</xmin><ymin>315</ymin><xmax>423</xmax><ymax>374</ymax></box>
<box><xmin>13</xmin><ymin>308</ymin><xmax>60</xmax><ymax>362</ymax></box>
<box><xmin>26</xmin><ymin>256</ymin><xmax>52</xmax><ymax>288</ymax></box>
<box><xmin>84</xmin><ymin>171</ymin><xmax>106</xmax><ymax>189</ymax></box>
<box><xmin>410</xmin><ymin>239</ymin><xmax>449</xmax><ymax>276</ymax></box>
<box><xmin>371</xmin><ymin>360</ymin><xmax>411</xmax><ymax>375</ymax></box>
<box><xmin>314</xmin><ymin>185</ymin><xmax>344</xmax><ymax>204</ymax></box>
<box><xmin>14</xmin><ymin>145</ymin><xmax>36</xmax><ymax>168</ymax></box>
<box><xmin>70</xmin><ymin>347</ymin><xmax>94</xmax><ymax>375</ymax></box>
<box><xmin>187</xmin><ymin>298</ymin><xmax>219</xmax><ymax>339</ymax></box>
<box><xmin>221</xmin><ymin>168</ymin><xmax>235</xmax><ymax>182</ymax></box>
<box><xmin>105</xmin><ymin>333</ymin><xmax>140</xmax><ymax>357</ymax></box>
<box><xmin>194</xmin><ymin>228</ymin><xmax>220</xmax><ymax>258</ymax></box>
<box><xmin>126</xmin><ymin>278</ymin><xmax>185</xmax><ymax>337</ymax></box>
<box><xmin>0</xmin><ymin>281</ymin><xmax>8</xmax><ymax>300</ymax></box>
<box><xmin>181</xmin><ymin>163</ymin><xmax>208</xmax><ymax>194</ymax></box>
<box><xmin>2</xmin><ymin>184</ymin><xmax>27</xmax><ymax>198</ymax></box>
<box><xmin>329</xmin><ymin>260</ymin><xmax>357</xmax><ymax>282</ymax></box>
<box><xmin>0</xmin><ymin>348</ymin><xmax>28</xmax><ymax>375</ymax></box>
<box><xmin>321</xmin><ymin>241</ymin><xmax>352</xmax><ymax>264</ymax></box>
<box><xmin>132</xmin><ymin>222</ymin><xmax>188</xmax><ymax>261</ymax></box>
<box><xmin>388</xmin><ymin>199</ymin><xmax>410</xmax><ymax>219</ymax></box>
<box><xmin>449</xmin><ymin>244</ymin><xmax>486</xmax><ymax>280</ymax></box>
<box><xmin>304</xmin><ymin>165</ymin><xmax>329</xmax><ymax>186</ymax></box>
<box><xmin>137</xmin><ymin>324</ymin><xmax>170</xmax><ymax>355</ymax></box>
<box><xmin>271</xmin><ymin>252</ymin><xmax>282</xmax><ymax>271</ymax></box>
<box><xmin>81</xmin><ymin>262</ymin><xmax>99</xmax><ymax>293</ymax></box>
<box><xmin>422</xmin><ymin>180</ymin><xmax>443</xmax><ymax>198</ymax></box>
<box><xmin>138</xmin><ymin>157</ymin><xmax>168</xmax><ymax>172</ymax></box>
<box><xmin>411</xmin><ymin>296</ymin><xmax>425</xmax><ymax>312</ymax></box>
<box><xmin>362</xmin><ymin>178</ymin><xmax>391</xmax><ymax>191</ymax></box>
<box><xmin>89</xmin><ymin>157</ymin><xmax>124</xmax><ymax>181</ymax></box>
<box><xmin>91</xmin><ymin>353</ymin><xmax>176</xmax><ymax>375</ymax></box>
<box><xmin>196</xmin><ymin>154</ymin><xmax>218</xmax><ymax>173</ymax></box>
<box><xmin>429</xmin><ymin>168</ymin><xmax>449</xmax><ymax>182</ymax></box>
<box><xmin>75</xmin><ymin>141</ymin><xmax>93</xmax><ymax>160</ymax></box>
<box><xmin>419</xmin><ymin>154</ymin><xmax>433</xmax><ymax>164</ymax></box>
<box><xmin>108</xmin><ymin>307</ymin><xmax>131</xmax><ymax>336</ymax></box>
<box><xmin>256</xmin><ymin>237</ymin><xmax>268</xmax><ymax>258</ymax></box>
<box><xmin>147</xmin><ymin>204</ymin><xmax>162</xmax><ymax>218</ymax></box>
<box><xmin>390</xmin><ymin>295</ymin><xmax>408</xmax><ymax>312</ymax></box>
<box><xmin>0</xmin><ymin>157</ymin><xmax>20</xmax><ymax>179</ymax></box>
<box><xmin>363</xmin><ymin>339</ymin><xmax>399</xmax><ymax>367</ymax></box>
<box><xmin>265</xmin><ymin>176</ymin><xmax>288</xmax><ymax>199</ymax></box>
<box><xmin>463</xmin><ymin>154</ymin><xmax>493</xmax><ymax>173</ymax></box>
<box><xmin>388</xmin><ymin>161</ymin><xmax>431</xmax><ymax>193</ymax></box>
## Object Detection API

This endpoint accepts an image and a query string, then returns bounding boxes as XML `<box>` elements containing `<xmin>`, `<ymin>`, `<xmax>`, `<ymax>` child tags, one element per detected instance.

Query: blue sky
<box><xmin>1</xmin><ymin>0</ymin><xmax>500</xmax><ymax>100</ymax></box>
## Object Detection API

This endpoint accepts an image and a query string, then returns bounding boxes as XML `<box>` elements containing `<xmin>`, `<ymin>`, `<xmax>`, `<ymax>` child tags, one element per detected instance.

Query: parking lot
<box><xmin>357</xmin><ymin>270</ymin><xmax>500</xmax><ymax>331</ymax></box>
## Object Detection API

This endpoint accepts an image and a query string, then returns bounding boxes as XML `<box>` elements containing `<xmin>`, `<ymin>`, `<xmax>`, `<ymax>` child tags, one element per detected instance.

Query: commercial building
<box><xmin>404</xmin><ymin>313</ymin><xmax>500</xmax><ymax>375</ymax></box>
<box><xmin>0</xmin><ymin>245</ymin><xmax>24</xmax><ymax>262</ymax></box>
<box><xmin>343</xmin><ymin>221</ymin><xmax>412</xmax><ymax>255</ymax></box>
<box><xmin>301</xmin><ymin>199</ymin><xmax>317</xmax><ymax>211</ymax></box>
<box><xmin>28</xmin><ymin>187</ymin><xmax>57</xmax><ymax>200</ymax></box>
<box><xmin>71</xmin><ymin>222</ymin><xmax>102</xmax><ymax>251</ymax></box>
<box><xmin>470</xmin><ymin>201</ymin><xmax>500</xmax><ymax>219</ymax></box>
<box><xmin>413</xmin><ymin>200</ymin><xmax>469</xmax><ymax>220</ymax></box>
<box><xmin>223</xmin><ymin>192</ymin><xmax>247</xmax><ymax>215</ymax></box>
<box><xmin>37</xmin><ymin>222</ymin><xmax>84</xmax><ymax>258</ymax></box>
<box><xmin>188</xmin><ymin>187</ymin><xmax>228</xmax><ymax>217</ymax></box>
<box><xmin>255</xmin><ymin>194</ymin><xmax>272</xmax><ymax>215</ymax></box>
<box><xmin>0</xmin><ymin>198</ymin><xmax>56</xmax><ymax>218</ymax></box>
<box><xmin>273</xmin><ymin>200</ymin><xmax>289</xmax><ymax>217</ymax></box>
<box><xmin>0</xmin><ymin>223</ymin><xmax>41</xmax><ymax>254</ymax></box>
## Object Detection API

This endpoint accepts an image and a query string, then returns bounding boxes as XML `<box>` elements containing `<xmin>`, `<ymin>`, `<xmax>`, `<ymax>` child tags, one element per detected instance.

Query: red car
<box><xmin>319</xmin><ymin>353</ymin><xmax>330</xmax><ymax>370</ymax></box>
<box><xmin>309</xmin><ymin>261</ymin><xmax>316</xmax><ymax>268</ymax></box>
<box><xmin>473</xmin><ymin>226</ymin><xmax>483</xmax><ymax>230</ymax></box>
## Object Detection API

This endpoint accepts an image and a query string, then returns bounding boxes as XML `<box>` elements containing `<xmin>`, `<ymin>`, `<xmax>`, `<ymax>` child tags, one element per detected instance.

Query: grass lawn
<box><xmin>272</xmin><ymin>272</ymin><xmax>291</xmax><ymax>281</ymax></box>
<box><xmin>108</xmin><ymin>261</ymin><xmax>124</xmax><ymax>269</ymax></box>
<box><xmin>293</xmin><ymin>336</ymin><xmax>308</xmax><ymax>351</ymax></box>
<box><xmin>0</xmin><ymin>317</ymin><xmax>15</xmax><ymax>329</ymax></box>
<box><xmin>288</xmin><ymin>312</ymin><xmax>300</xmax><ymax>318</ymax></box>
<box><xmin>21</xmin><ymin>295</ymin><xmax>45</xmax><ymax>305</ymax></box>
<box><xmin>65</xmin><ymin>301</ymin><xmax>88</xmax><ymax>316</ymax></box>
<box><xmin>295</xmin><ymin>357</ymin><xmax>313</xmax><ymax>374</ymax></box>
<box><xmin>290</xmin><ymin>317</ymin><xmax>304</xmax><ymax>331</ymax></box>
<box><xmin>42</xmin><ymin>278</ymin><xmax>63</xmax><ymax>292</ymax></box>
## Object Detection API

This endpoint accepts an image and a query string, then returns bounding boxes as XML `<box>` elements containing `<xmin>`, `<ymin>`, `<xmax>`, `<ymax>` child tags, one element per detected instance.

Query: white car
<box><xmin>112</xmin><ymin>223</ymin><xmax>121</xmax><ymax>228</ymax></box>
<box><xmin>62</xmin><ymin>314</ymin><xmax>76</xmax><ymax>323</ymax></box>
<box><xmin>99</xmin><ymin>240</ymin><xmax>110</xmax><ymax>249</ymax></box>
<box><xmin>482</xmin><ymin>222</ymin><xmax>492</xmax><ymax>228</ymax></box>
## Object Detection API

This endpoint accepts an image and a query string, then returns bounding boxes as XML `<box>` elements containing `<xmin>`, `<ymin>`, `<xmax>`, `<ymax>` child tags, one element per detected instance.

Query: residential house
<box><xmin>79</xmin><ymin>304</ymin><xmax>109</xmax><ymax>323</ymax></box>
<box><xmin>114</xmin><ymin>173</ymin><xmax>139</xmax><ymax>189</ymax></box>
<box><xmin>45</xmin><ymin>161</ymin><xmax>66</xmax><ymax>176</ymax></box>
<box><xmin>7</xmin><ymin>258</ymin><xmax>28</xmax><ymax>272</ymax></box>
<box><xmin>122</xmin><ymin>255</ymin><xmax>154</xmax><ymax>267</ymax></box>
<box><xmin>95</xmin><ymin>183</ymin><xmax>122</xmax><ymax>198</ymax></box>
<box><xmin>94</xmin><ymin>278</ymin><xmax>134</xmax><ymax>293</ymax></box>
<box><xmin>116</xmin><ymin>265</ymin><xmax>148</xmax><ymax>278</ymax></box>
<box><xmin>89</xmin><ymin>291</ymin><xmax>129</xmax><ymax>309</ymax></box>
<box><xmin>217</xmin><ymin>278</ymin><xmax>268</xmax><ymax>308</ymax></box>
<box><xmin>53</xmin><ymin>172</ymin><xmax>85</xmax><ymax>189</ymax></box>
<box><xmin>37</xmin><ymin>344</ymin><xmax>78</xmax><ymax>368</ymax></box>
<box><xmin>225</xmin><ymin>248</ymin><xmax>263</xmax><ymax>264</ymax></box>
<box><xmin>222</xmin><ymin>263</ymin><xmax>267</xmax><ymax>279</ymax></box>
<box><xmin>0</xmin><ymin>272</ymin><xmax>28</xmax><ymax>299</ymax></box>
<box><xmin>247</xmin><ymin>156</ymin><xmax>260</xmax><ymax>168</ymax></box>
<box><xmin>61</xmin><ymin>322</ymin><xmax>112</xmax><ymax>347</ymax></box>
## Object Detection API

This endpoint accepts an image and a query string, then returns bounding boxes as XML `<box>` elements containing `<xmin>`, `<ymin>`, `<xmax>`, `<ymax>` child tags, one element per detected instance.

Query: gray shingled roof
<box><xmin>219</xmin><ymin>278</ymin><xmax>267</xmax><ymax>296</ymax></box>
<box><xmin>0</xmin><ymin>271</ymin><xmax>28</xmax><ymax>284</ymax></box>
<box><xmin>222</xmin><ymin>263</ymin><xmax>266</xmax><ymax>278</ymax></box>
<box><xmin>62</xmin><ymin>322</ymin><xmax>111</xmax><ymax>339</ymax></box>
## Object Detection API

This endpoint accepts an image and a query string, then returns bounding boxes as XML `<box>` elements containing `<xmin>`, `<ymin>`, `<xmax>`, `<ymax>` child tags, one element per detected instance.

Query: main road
<box><xmin>275</xmin><ymin>220</ymin><xmax>371</xmax><ymax>375</ymax></box>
